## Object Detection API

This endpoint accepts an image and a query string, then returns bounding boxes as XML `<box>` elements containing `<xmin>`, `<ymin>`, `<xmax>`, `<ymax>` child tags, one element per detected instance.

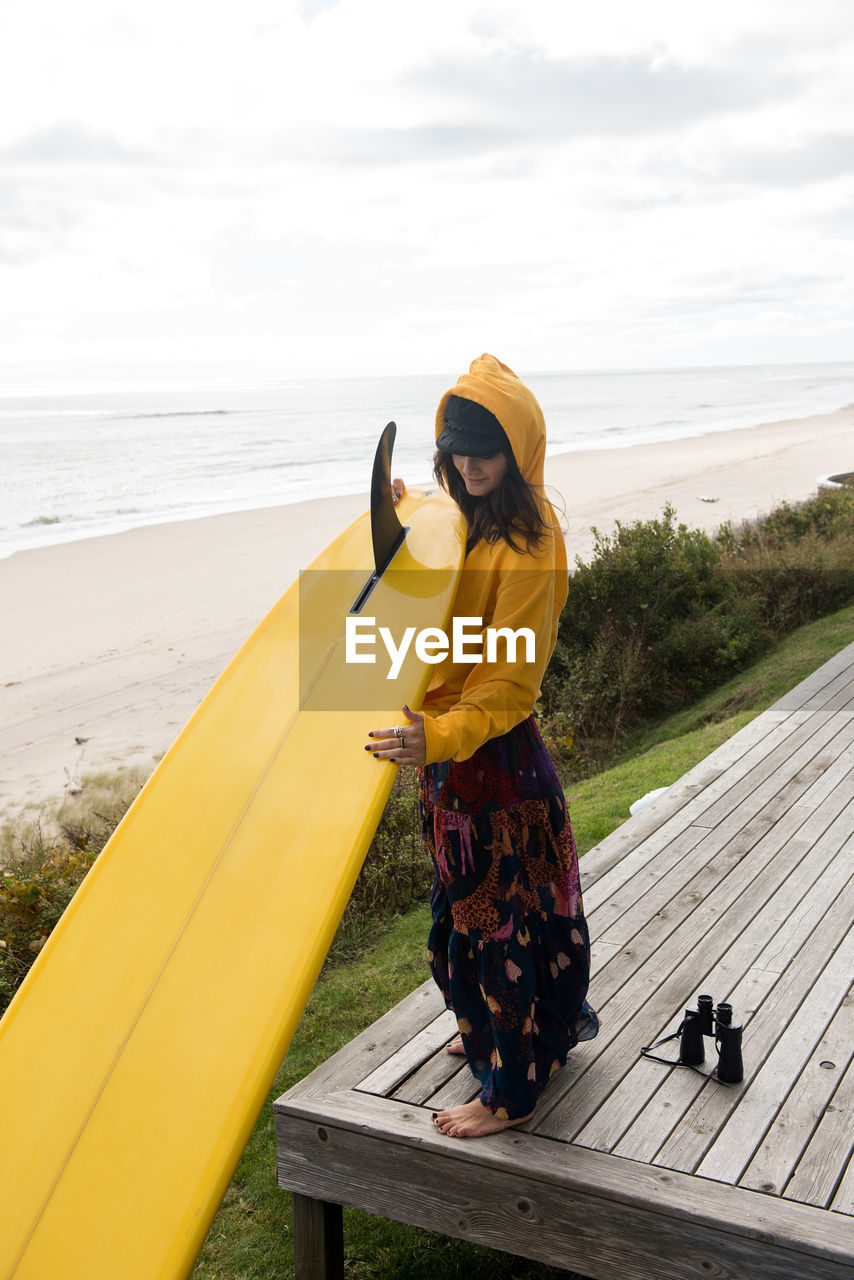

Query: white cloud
<box><xmin>1</xmin><ymin>0</ymin><xmax>853</xmax><ymax>376</ymax></box>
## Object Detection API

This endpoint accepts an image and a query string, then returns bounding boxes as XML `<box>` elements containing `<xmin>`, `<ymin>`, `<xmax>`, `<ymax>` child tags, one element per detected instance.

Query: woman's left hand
<box><xmin>365</xmin><ymin>704</ymin><xmax>426</xmax><ymax>766</ymax></box>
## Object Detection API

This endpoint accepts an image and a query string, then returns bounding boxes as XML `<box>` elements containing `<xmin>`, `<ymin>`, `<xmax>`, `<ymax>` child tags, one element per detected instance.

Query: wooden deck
<box><xmin>275</xmin><ymin>643</ymin><xmax>854</xmax><ymax>1280</ymax></box>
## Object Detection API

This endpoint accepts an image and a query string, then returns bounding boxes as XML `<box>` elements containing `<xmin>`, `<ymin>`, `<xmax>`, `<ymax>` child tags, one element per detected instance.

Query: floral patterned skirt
<box><xmin>419</xmin><ymin>714</ymin><xmax>598</xmax><ymax>1120</ymax></box>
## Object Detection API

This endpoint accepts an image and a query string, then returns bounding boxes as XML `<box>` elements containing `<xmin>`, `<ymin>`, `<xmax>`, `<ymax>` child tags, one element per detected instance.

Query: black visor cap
<box><xmin>436</xmin><ymin>394</ymin><xmax>510</xmax><ymax>457</ymax></box>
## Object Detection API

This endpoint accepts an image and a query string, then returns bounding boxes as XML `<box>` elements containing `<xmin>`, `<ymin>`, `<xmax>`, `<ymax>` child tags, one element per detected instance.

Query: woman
<box><xmin>366</xmin><ymin>354</ymin><xmax>597</xmax><ymax>1139</ymax></box>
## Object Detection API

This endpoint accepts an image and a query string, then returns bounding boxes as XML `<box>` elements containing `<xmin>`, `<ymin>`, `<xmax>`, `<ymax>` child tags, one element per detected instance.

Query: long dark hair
<box><xmin>433</xmin><ymin>447</ymin><xmax>551</xmax><ymax>554</ymax></box>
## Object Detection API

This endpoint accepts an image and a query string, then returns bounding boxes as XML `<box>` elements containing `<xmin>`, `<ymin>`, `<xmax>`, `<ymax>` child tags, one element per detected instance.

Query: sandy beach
<box><xmin>2</xmin><ymin>403</ymin><xmax>851</xmax><ymax>817</ymax></box>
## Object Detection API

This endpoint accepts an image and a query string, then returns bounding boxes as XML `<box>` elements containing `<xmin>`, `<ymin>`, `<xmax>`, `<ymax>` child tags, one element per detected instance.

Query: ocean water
<box><xmin>1</xmin><ymin>361</ymin><xmax>851</xmax><ymax>560</ymax></box>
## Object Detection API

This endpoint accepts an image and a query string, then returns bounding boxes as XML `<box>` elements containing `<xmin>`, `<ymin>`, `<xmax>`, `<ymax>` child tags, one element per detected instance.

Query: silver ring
<box><xmin>394</xmin><ymin>724</ymin><xmax>405</xmax><ymax>736</ymax></box>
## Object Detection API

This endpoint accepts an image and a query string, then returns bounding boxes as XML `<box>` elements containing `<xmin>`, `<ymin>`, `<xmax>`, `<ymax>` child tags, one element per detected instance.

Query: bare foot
<box><xmin>444</xmin><ymin>1036</ymin><xmax>466</xmax><ymax>1055</ymax></box>
<box><xmin>431</xmin><ymin>1098</ymin><xmax>534</xmax><ymax>1138</ymax></box>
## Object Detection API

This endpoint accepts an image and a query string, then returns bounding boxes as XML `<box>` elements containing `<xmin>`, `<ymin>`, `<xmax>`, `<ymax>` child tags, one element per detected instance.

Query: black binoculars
<box><xmin>641</xmin><ymin>992</ymin><xmax>743</xmax><ymax>1083</ymax></box>
<box><xmin>677</xmin><ymin>994</ymin><xmax>743</xmax><ymax>1083</ymax></box>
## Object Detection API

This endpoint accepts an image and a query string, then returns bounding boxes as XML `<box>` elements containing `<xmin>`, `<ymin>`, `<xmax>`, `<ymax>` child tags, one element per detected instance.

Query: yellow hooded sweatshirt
<box><xmin>421</xmin><ymin>355</ymin><xmax>568</xmax><ymax>764</ymax></box>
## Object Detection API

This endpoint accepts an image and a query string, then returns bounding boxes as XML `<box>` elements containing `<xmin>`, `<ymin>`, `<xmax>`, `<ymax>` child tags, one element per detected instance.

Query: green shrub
<box><xmin>328</xmin><ymin>771</ymin><xmax>427</xmax><ymax>964</ymax></box>
<box><xmin>0</xmin><ymin>811</ymin><xmax>118</xmax><ymax>1015</ymax></box>
<box><xmin>541</xmin><ymin>489</ymin><xmax>854</xmax><ymax>773</ymax></box>
<box><xmin>719</xmin><ymin>483</ymin><xmax>854</xmax><ymax>550</ymax></box>
<box><xmin>542</xmin><ymin>505</ymin><xmax>730</xmax><ymax>764</ymax></box>
<box><xmin>744</xmin><ymin>532</ymin><xmax>845</xmax><ymax>631</ymax></box>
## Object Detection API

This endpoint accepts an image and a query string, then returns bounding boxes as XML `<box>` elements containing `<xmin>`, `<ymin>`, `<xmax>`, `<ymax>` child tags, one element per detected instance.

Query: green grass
<box><xmin>0</xmin><ymin>764</ymin><xmax>149</xmax><ymax>868</ymax></box>
<box><xmin>628</xmin><ymin>598</ymin><xmax>854</xmax><ymax>752</ymax></box>
<box><xmin>192</xmin><ymin>602</ymin><xmax>854</xmax><ymax>1279</ymax></box>
<box><xmin>566</xmin><ymin>712</ymin><xmax>754</xmax><ymax>853</ymax></box>
<box><xmin>569</xmin><ymin>601</ymin><xmax>854</xmax><ymax>853</ymax></box>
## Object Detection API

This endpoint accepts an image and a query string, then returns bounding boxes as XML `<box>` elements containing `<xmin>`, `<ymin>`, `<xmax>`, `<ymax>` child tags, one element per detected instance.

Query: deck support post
<box><xmin>292</xmin><ymin>1192</ymin><xmax>344</xmax><ymax>1280</ymax></box>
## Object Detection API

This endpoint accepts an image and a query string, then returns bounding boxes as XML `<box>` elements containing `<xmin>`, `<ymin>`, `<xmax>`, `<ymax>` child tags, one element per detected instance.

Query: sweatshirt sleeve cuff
<box><xmin>422</xmin><ymin>709</ymin><xmax>461</xmax><ymax>765</ymax></box>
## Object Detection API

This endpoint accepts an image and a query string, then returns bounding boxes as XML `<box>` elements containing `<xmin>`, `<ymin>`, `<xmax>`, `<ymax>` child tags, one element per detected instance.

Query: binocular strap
<box><xmin>640</xmin><ymin>1023</ymin><xmax>738</xmax><ymax>1086</ymax></box>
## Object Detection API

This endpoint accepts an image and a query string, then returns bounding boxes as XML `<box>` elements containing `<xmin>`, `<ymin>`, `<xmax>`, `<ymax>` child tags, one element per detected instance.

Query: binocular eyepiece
<box><xmin>678</xmin><ymin>994</ymin><xmax>743</xmax><ymax>1083</ymax></box>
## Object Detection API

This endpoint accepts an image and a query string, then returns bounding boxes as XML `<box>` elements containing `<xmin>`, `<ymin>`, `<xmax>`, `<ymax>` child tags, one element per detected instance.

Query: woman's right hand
<box><xmin>392</xmin><ymin>477</ymin><xmax>406</xmax><ymax>505</ymax></box>
<box><xmin>364</xmin><ymin>704</ymin><xmax>425</xmax><ymax>767</ymax></box>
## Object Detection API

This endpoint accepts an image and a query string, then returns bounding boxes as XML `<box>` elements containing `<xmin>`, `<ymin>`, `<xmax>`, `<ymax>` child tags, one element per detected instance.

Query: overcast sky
<box><xmin>2</xmin><ymin>0</ymin><xmax>853</xmax><ymax>379</ymax></box>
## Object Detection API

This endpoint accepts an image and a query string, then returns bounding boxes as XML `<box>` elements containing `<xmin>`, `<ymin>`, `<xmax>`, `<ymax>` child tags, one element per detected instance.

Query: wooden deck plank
<box><xmin>653</xmin><ymin>883</ymin><xmax>854</xmax><ymax>1175</ymax></box>
<box><xmin>583</xmin><ymin>691</ymin><xmax>854</xmax><ymax>952</ymax></box>
<box><xmin>787</xmin><ymin>1055</ymin><xmax>854</xmax><ymax>1210</ymax></box>
<box><xmin>791</xmin><ymin>648</ymin><xmax>854</xmax><ymax>711</ymax></box>
<box><xmin>533</xmin><ymin>798</ymin><xmax>854</xmax><ymax>1144</ymax></box>
<box><xmin>576</xmin><ymin>892</ymin><xmax>845</xmax><ymax>1166</ymax></box>
<box><xmin>609</xmin><ymin>966</ymin><xmax>774</xmax><ymax>1164</ymax></box>
<box><xmin>687</xmin><ymin>681</ymin><xmax>854</xmax><ymax>831</ymax></box>
<box><xmin>423</xmin><ymin>1065</ymin><xmax>482</xmax><ymax>1112</ymax></box>
<box><xmin>577</xmin><ymin>705</ymin><xmax>808</xmax><ymax>894</ymax></box>
<box><xmin>593</xmin><ymin>740</ymin><xmax>852</xmax><ymax>961</ymax></box>
<box><xmin>584</xmin><ymin>825</ymin><xmax>709</xmax><ymax>943</ymax></box>
<box><xmin>275</xmin><ymin>642</ymin><xmax>854</xmax><ymax>1279</ymax></box>
<box><xmin>580</xmin><ymin>794</ymin><xmax>854</xmax><ymax>1158</ymax></box>
<box><xmin>579</xmin><ymin>652</ymin><xmax>854</xmax><ymax>898</ymax></box>
<box><xmin>831</xmin><ymin>1151</ymin><xmax>854</xmax><ymax>1216</ymax></box>
<box><xmin>354</xmin><ymin>1009</ymin><xmax>455</xmax><ymax>1096</ymax></box>
<box><xmin>573</xmin><ymin>701</ymin><xmax>796</xmax><ymax>885</ymax></box>
<box><xmin>740</xmin><ymin>993</ymin><xmax>854</xmax><ymax>1200</ymax></box>
<box><xmin>590</xmin><ymin>938</ymin><xmax>622</xmax><ymax>969</ymax></box>
<box><xmin>389</xmin><ymin>1037</ymin><xmax>464</xmax><ymax>1104</ymax></box>
<box><xmin>589</xmin><ymin>803</ymin><xmax>816</xmax><ymax>1010</ymax></box>
<box><xmin>606</xmin><ymin>819</ymin><xmax>854</xmax><ymax>1172</ymax></box>
<box><xmin>749</xmin><ymin>799</ymin><xmax>854</xmax><ymax>977</ymax></box>
<box><xmin>580</xmin><ymin>707</ymin><xmax>812</xmax><ymax>904</ymax></box>
<box><xmin>671</xmin><ymin>691</ymin><xmax>854</xmax><ymax>850</ymax></box>
<box><xmin>275</xmin><ymin>1091</ymin><xmax>854</xmax><ymax>1280</ymax></box>
<box><xmin>696</xmin><ymin>922</ymin><xmax>854</xmax><ymax>1185</ymax></box>
<box><xmin>286</xmin><ymin>980</ymin><xmax>445</xmax><ymax>1102</ymax></box>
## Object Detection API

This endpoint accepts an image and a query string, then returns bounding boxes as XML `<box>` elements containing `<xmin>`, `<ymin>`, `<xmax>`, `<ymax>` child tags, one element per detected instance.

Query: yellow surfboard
<box><xmin>0</xmin><ymin>426</ymin><xmax>463</xmax><ymax>1279</ymax></box>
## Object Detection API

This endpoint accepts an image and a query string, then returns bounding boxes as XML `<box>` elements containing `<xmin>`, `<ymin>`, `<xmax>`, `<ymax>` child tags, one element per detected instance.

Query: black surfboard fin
<box><xmin>350</xmin><ymin>422</ymin><xmax>409</xmax><ymax>614</ymax></box>
<box><xmin>370</xmin><ymin>421</ymin><xmax>407</xmax><ymax>577</ymax></box>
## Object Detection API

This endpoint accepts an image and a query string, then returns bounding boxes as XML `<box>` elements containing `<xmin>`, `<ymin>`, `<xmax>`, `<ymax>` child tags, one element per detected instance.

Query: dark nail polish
<box><xmin>368</xmin><ymin>731</ymin><xmax>374</xmax><ymax>737</ymax></box>
<box><xmin>364</xmin><ymin>745</ymin><xmax>371</xmax><ymax>751</ymax></box>
<box><xmin>373</xmin><ymin>752</ymin><xmax>379</xmax><ymax>758</ymax></box>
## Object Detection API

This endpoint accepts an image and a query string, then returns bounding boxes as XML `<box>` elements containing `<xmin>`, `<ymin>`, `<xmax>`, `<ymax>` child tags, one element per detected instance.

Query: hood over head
<box><xmin>435</xmin><ymin>354</ymin><xmax>546</xmax><ymax>488</ymax></box>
